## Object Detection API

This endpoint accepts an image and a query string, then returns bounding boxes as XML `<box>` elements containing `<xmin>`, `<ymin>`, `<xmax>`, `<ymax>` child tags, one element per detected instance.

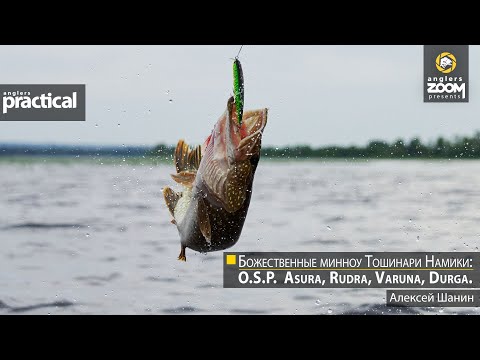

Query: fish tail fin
<box><xmin>178</xmin><ymin>245</ymin><xmax>186</xmax><ymax>261</ymax></box>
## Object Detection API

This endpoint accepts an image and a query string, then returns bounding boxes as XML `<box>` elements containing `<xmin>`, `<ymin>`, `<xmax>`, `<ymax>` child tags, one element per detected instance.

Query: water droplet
<box><xmin>315</xmin><ymin>299</ymin><xmax>321</xmax><ymax>306</ymax></box>
<box><xmin>169</xmin><ymin>99</ymin><xmax>173</xmax><ymax>103</ymax></box>
<box><xmin>416</xmin><ymin>236</ymin><xmax>420</xmax><ymax>241</ymax></box>
<box><xmin>85</xmin><ymin>233</ymin><xmax>90</xmax><ymax>238</ymax></box>
<box><xmin>165</xmin><ymin>90</ymin><xmax>170</xmax><ymax>95</ymax></box>
<box><xmin>107</xmin><ymin>108</ymin><xmax>111</xmax><ymax>112</ymax></box>
<box><xmin>409</xmin><ymin>219</ymin><xmax>412</xmax><ymax>223</ymax></box>
<box><xmin>117</xmin><ymin>123</ymin><xmax>121</xmax><ymax>127</ymax></box>
<box><xmin>95</xmin><ymin>124</ymin><xmax>98</xmax><ymax>128</ymax></box>
<box><xmin>326</xmin><ymin>226</ymin><xmax>332</xmax><ymax>231</ymax></box>
<box><xmin>327</xmin><ymin>308</ymin><xmax>333</xmax><ymax>314</ymax></box>
<box><xmin>439</xmin><ymin>307</ymin><xmax>444</xmax><ymax>313</ymax></box>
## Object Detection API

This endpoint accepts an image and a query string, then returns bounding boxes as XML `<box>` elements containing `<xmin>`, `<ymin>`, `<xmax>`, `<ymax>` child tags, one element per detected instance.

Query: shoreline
<box><xmin>0</xmin><ymin>155</ymin><xmax>478</xmax><ymax>165</ymax></box>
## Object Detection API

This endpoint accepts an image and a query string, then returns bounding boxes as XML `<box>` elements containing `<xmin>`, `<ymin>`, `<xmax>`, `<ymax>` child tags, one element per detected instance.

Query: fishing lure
<box><xmin>233</xmin><ymin>58</ymin><xmax>244</xmax><ymax>125</ymax></box>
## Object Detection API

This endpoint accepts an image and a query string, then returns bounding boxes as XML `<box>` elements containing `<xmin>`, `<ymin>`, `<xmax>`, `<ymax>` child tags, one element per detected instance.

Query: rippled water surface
<box><xmin>1</xmin><ymin>160</ymin><xmax>479</xmax><ymax>314</ymax></box>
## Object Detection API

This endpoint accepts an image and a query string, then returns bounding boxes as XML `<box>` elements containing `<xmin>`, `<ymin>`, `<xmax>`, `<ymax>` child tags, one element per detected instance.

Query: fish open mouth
<box><xmin>237</xmin><ymin>108</ymin><xmax>268</xmax><ymax>155</ymax></box>
<box><xmin>227</xmin><ymin>97</ymin><xmax>268</xmax><ymax>163</ymax></box>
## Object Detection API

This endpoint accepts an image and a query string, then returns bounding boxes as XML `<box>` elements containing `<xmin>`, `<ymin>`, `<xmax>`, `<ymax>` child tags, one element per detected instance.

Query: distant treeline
<box><xmin>0</xmin><ymin>144</ymin><xmax>150</xmax><ymax>157</ymax></box>
<box><xmin>3</xmin><ymin>132</ymin><xmax>480</xmax><ymax>159</ymax></box>
<box><xmin>153</xmin><ymin>132</ymin><xmax>480</xmax><ymax>160</ymax></box>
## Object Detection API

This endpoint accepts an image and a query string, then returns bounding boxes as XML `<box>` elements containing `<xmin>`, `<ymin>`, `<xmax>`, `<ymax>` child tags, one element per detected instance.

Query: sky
<box><xmin>0</xmin><ymin>45</ymin><xmax>478</xmax><ymax>147</ymax></box>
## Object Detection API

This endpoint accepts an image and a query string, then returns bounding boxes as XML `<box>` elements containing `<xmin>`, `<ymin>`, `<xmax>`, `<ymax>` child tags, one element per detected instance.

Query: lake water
<box><xmin>1</xmin><ymin>159</ymin><xmax>479</xmax><ymax>314</ymax></box>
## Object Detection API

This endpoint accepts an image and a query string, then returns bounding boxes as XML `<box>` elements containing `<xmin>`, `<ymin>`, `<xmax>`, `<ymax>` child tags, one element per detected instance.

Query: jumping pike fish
<box><xmin>162</xmin><ymin>96</ymin><xmax>268</xmax><ymax>261</ymax></box>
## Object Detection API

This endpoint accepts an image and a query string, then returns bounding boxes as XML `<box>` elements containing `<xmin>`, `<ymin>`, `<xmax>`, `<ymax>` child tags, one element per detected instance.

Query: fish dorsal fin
<box><xmin>163</xmin><ymin>186</ymin><xmax>181</xmax><ymax>217</ymax></box>
<box><xmin>175</xmin><ymin>139</ymin><xmax>190</xmax><ymax>173</ymax></box>
<box><xmin>187</xmin><ymin>145</ymin><xmax>202</xmax><ymax>170</ymax></box>
<box><xmin>197</xmin><ymin>197</ymin><xmax>211</xmax><ymax>243</ymax></box>
<box><xmin>175</xmin><ymin>140</ymin><xmax>202</xmax><ymax>173</ymax></box>
<box><xmin>171</xmin><ymin>171</ymin><xmax>196</xmax><ymax>187</ymax></box>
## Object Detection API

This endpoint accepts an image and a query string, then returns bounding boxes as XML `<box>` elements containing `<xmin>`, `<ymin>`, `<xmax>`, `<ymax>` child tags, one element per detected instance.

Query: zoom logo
<box><xmin>424</xmin><ymin>46</ymin><xmax>468</xmax><ymax>103</ymax></box>
<box><xmin>0</xmin><ymin>85</ymin><xmax>85</xmax><ymax>121</ymax></box>
<box><xmin>435</xmin><ymin>52</ymin><xmax>457</xmax><ymax>74</ymax></box>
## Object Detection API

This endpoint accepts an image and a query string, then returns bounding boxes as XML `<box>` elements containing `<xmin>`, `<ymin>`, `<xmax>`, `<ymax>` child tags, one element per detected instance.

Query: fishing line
<box><xmin>236</xmin><ymin>45</ymin><xmax>244</xmax><ymax>59</ymax></box>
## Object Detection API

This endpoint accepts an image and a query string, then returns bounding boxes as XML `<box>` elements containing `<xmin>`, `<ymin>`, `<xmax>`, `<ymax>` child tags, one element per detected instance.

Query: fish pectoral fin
<box><xmin>163</xmin><ymin>187</ymin><xmax>181</xmax><ymax>217</ymax></box>
<box><xmin>178</xmin><ymin>245</ymin><xmax>186</xmax><ymax>261</ymax></box>
<box><xmin>175</xmin><ymin>140</ymin><xmax>202</xmax><ymax>173</ymax></box>
<box><xmin>171</xmin><ymin>171</ymin><xmax>196</xmax><ymax>187</ymax></box>
<box><xmin>197</xmin><ymin>197</ymin><xmax>212</xmax><ymax>244</ymax></box>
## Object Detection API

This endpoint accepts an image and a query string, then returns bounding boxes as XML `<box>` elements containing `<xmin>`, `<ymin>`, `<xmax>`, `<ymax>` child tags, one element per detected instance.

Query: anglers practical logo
<box><xmin>435</xmin><ymin>52</ymin><xmax>457</xmax><ymax>74</ymax></box>
<box><xmin>424</xmin><ymin>45</ymin><xmax>468</xmax><ymax>103</ymax></box>
<box><xmin>0</xmin><ymin>84</ymin><xmax>85</xmax><ymax>121</ymax></box>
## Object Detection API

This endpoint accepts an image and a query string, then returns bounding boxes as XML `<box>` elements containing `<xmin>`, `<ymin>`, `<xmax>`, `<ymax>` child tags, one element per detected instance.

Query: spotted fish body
<box><xmin>163</xmin><ymin>96</ymin><xmax>268</xmax><ymax>261</ymax></box>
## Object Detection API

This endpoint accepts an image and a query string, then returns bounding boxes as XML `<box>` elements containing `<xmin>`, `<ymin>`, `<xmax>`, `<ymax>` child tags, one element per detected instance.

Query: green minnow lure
<box><xmin>233</xmin><ymin>58</ymin><xmax>244</xmax><ymax>125</ymax></box>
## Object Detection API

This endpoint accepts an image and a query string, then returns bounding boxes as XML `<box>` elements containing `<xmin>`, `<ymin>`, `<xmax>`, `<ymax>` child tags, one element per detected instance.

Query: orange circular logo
<box><xmin>435</xmin><ymin>52</ymin><xmax>457</xmax><ymax>73</ymax></box>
